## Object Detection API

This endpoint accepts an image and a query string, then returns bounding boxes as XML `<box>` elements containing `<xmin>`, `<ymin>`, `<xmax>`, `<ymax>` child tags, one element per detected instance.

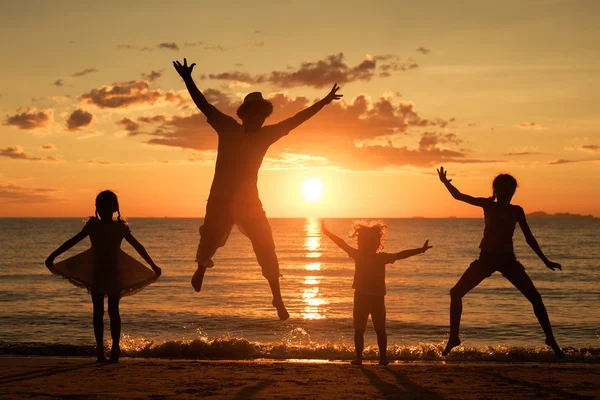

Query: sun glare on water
<box><xmin>302</xmin><ymin>179</ymin><xmax>324</xmax><ymax>203</ymax></box>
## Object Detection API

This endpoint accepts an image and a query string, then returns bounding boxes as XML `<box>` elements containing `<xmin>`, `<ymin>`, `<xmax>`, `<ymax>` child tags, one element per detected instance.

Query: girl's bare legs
<box><xmin>107</xmin><ymin>296</ymin><xmax>121</xmax><ymax>363</ymax></box>
<box><xmin>503</xmin><ymin>269</ymin><xmax>564</xmax><ymax>357</ymax></box>
<box><xmin>371</xmin><ymin>298</ymin><xmax>388</xmax><ymax>365</ymax></box>
<box><xmin>353</xmin><ymin>329</ymin><xmax>365</xmax><ymax>365</ymax></box>
<box><xmin>91</xmin><ymin>291</ymin><xmax>107</xmax><ymax>362</ymax></box>
<box><xmin>444</xmin><ymin>263</ymin><xmax>490</xmax><ymax>356</ymax></box>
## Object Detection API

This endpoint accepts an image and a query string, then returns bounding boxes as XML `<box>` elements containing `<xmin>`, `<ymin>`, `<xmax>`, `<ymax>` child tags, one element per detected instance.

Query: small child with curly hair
<box><xmin>322</xmin><ymin>220</ymin><xmax>432</xmax><ymax>365</ymax></box>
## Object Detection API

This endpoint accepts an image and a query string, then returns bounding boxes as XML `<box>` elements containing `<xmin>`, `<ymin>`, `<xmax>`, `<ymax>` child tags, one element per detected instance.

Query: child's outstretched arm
<box><xmin>275</xmin><ymin>84</ymin><xmax>342</xmax><ymax>133</ymax></box>
<box><xmin>45</xmin><ymin>231</ymin><xmax>89</xmax><ymax>269</ymax></box>
<box><xmin>321</xmin><ymin>220</ymin><xmax>357</xmax><ymax>257</ymax></box>
<box><xmin>124</xmin><ymin>233</ymin><xmax>162</xmax><ymax>277</ymax></box>
<box><xmin>391</xmin><ymin>240</ymin><xmax>433</xmax><ymax>261</ymax></box>
<box><xmin>517</xmin><ymin>208</ymin><xmax>562</xmax><ymax>271</ymax></box>
<box><xmin>437</xmin><ymin>166</ymin><xmax>488</xmax><ymax>207</ymax></box>
<box><xmin>173</xmin><ymin>58</ymin><xmax>214</xmax><ymax>118</ymax></box>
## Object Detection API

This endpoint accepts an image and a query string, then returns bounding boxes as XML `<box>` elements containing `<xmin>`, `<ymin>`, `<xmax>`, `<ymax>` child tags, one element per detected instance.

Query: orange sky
<box><xmin>1</xmin><ymin>0</ymin><xmax>599</xmax><ymax>217</ymax></box>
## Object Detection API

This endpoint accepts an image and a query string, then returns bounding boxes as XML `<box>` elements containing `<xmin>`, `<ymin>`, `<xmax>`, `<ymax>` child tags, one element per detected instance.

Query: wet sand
<box><xmin>1</xmin><ymin>356</ymin><xmax>598</xmax><ymax>399</ymax></box>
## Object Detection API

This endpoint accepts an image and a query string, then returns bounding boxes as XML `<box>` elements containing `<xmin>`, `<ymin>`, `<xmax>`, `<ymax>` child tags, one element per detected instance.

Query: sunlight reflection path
<box><xmin>301</xmin><ymin>218</ymin><xmax>328</xmax><ymax>320</ymax></box>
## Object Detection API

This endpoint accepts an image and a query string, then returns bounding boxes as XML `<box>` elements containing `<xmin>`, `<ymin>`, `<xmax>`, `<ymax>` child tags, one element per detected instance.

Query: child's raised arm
<box><xmin>517</xmin><ymin>208</ymin><xmax>562</xmax><ymax>271</ymax></box>
<box><xmin>45</xmin><ymin>230</ymin><xmax>89</xmax><ymax>269</ymax></box>
<box><xmin>124</xmin><ymin>233</ymin><xmax>162</xmax><ymax>277</ymax></box>
<box><xmin>390</xmin><ymin>240</ymin><xmax>432</xmax><ymax>262</ymax></box>
<box><xmin>321</xmin><ymin>220</ymin><xmax>357</xmax><ymax>257</ymax></box>
<box><xmin>437</xmin><ymin>166</ymin><xmax>488</xmax><ymax>207</ymax></box>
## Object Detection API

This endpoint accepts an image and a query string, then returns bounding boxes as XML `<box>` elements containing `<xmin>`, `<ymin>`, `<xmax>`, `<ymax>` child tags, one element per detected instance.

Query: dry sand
<box><xmin>1</xmin><ymin>356</ymin><xmax>598</xmax><ymax>399</ymax></box>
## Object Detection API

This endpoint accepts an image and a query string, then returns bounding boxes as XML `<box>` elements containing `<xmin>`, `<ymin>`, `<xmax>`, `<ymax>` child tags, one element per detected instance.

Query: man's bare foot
<box><xmin>108</xmin><ymin>346</ymin><xmax>120</xmax><ymax>364</ymax></box>
<box><xmin>96</xmin><ymin>354</ymin><xmax>107</xmax><ymax>363</ymax></box>
<box><xmin>378</xmin><ymin>358</ymin><xmax>389</xmax><ymax>366</ymax></box>
<box><xmin>546</xmin><ymin>338</ymin><xmax>565</xmax><ymax>358</ymax></box>
<box><xmin>442</xmin><ymin>337</ymin><xmax>461</xmax><ymax>356</ymax></box>
<box><xmin>272</xmin><ymin>299</ymin><xmax>290</xmax><ymax>321</ymax></box>
<box><xmin>351</xmin><ymin>359</ymin><xmax>363</xmax><ymax>366</ymax></box>
<box><xmin>191</xmin><ymin>260</ymin><xmax>213</xmax><ymax>292</ymax></box>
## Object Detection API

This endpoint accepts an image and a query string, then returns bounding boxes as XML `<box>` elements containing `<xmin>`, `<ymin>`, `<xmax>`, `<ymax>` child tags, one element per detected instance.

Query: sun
<box><xmin>302</xmin><ymin>179</ymin><xmax>324</xmax><ymax>203</ymax></box>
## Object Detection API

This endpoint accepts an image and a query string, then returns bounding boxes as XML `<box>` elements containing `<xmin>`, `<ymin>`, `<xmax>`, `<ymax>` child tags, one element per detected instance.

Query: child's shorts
<box><xmin>353</xmin><ymin>291</ymin><xmax>386</xmax><ymax>332</ymax></box>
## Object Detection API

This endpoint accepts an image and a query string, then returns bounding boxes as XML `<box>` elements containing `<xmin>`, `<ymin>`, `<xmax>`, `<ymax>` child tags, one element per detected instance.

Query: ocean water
<box><xmin>1</xmin><ymin>217</ymin><xmax>598</xmax><ymax>362</ymax></box>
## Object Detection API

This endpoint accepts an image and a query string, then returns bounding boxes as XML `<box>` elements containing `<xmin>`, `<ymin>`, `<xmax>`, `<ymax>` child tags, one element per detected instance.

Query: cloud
<box><xmin>116</xmin><ymin>117</ymin><xmax>141</xmax><ymax>134</ymax></box>
<box><xmin>579</xmin><ymin>144</ymin><xmax>600</xmax><ymax>152</ymax></box>
<box><xmin>117</xmin><ymin>44</ymin><xmax>152</xmax><ymax>51</ymax></box>
<box><xmin>141</xmin><ymin>70</ymin><xmax>163</xmax><ymax>82</ymax></box>
<box><xmin>0</xmin><ymin>145</ymin><xmax>60</xmax><ymax>162</ymax></box>
<box><xmin>117</xmin><ymin>43</ymin><xmax>181</xmax><ymax>51</ymax></box>
<box><xmin>3</xmin><ymin>108</ymin><xmax>54</xmax><ymax>130</ymax></box>
<box><xmin>41</xmin><ymin>144</ymin><xmax>56</xmax><ymax>151</ymax></box>
<box><xmin>79</xmin><ymin>80</ymin><xmax>184</xmax><ymax>109</ymax></box>
<box><xmin>0</xmin><ymin>182</ymin><xmax>57</xmax><ymax>203</ymax></box>
<box><xmin>205</xmin><ymin>53</ymin><xmax>419</xmax><ymax>89</ymax></box>
<box><xmin>52</xmin><ymin>79</ymin><xmax>64</xmax><ymax>87</ymax></box>
<box><xmin>183</xmin><ymin>41</ymin><xmax>226</xmax><ymax>51</ymax></box>
<box><xmin>416</xmin><ymin>47</ymin><xmax>431</xmax><ymax>55</ymax></box>
<box><xmin>157</xmin><ymin>42</ymin><xmax>179</xmax><ymax>51</ymax></box>
<box><xmin>71</xmin><ymin>68</ymin><xmax>98</xmax><ymax>78</ymax></box>
<box><xmin>122</xmin><ymin>90</ymin><xmax>490</xmax><ymax>170</ymax></box>
<box><xmin>549</xmin><ymin>157</ymin><xmax>600</xmax><ymax>165</ymax></box>
<box><xmin>518</xmin><ymin>122</ymin><xmax>546</xmax><ymax>130</ymax></box>
<box><xmin>505</xmin><ymin>151</ymin><xmax>536</xmax><ymax>156</ymax></box>
<box><xmin>66</xmin><ymin>109</ymin><xmax>94</xmax><ymax>131</ymax></box>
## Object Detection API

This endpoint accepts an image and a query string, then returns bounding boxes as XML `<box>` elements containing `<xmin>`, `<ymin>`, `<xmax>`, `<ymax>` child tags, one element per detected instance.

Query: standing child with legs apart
<box><xmin>173</xmin><ymin>58</ymin><xmax>342</xmax><ymax>320</ymax></box>
<box><xmin>437</xmin><ymin>167</ymin><xmax>564</xmax><ymax>357</ymax></box>
<box><xmin>45</xmin><ymin>190</ymin><xmax>162</xmax><ymax>363</ymax></box>
<box><xmin>322</xmin><ymin>221</ymin><xmax>432</xmax><ymax>365</ymax></box>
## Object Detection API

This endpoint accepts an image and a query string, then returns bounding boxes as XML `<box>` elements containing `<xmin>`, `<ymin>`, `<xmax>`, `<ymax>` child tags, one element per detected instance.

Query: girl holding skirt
<box><xmin>45</xmin><ymin>190</ymin><xmax>161</xmax><ymax>363</ymax></box>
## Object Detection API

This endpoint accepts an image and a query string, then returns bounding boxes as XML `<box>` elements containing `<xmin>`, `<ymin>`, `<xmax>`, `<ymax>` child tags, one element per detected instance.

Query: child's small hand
<box><xmin>421</xmin><ymin>240</ymin><xmax>433</xmax><ymax>253</ymax></box>
<box><xmin>45</xmin><ymin>256</ymin><xmax>55</xmax><ymax>269</ymax></box>
<box><xmin>544</xmin><ymin>260</ymin><xmax>562</xmax><ymax>271</ymax></box>
<box><xmin>152</xmin><ymin>266</ymin><xmax>162</xmax><ymax>278</ymax></box>
<box><xmin>437</xmin><ymin>166</ymin><xmax>452</xmax><ymax>184</ymax></box>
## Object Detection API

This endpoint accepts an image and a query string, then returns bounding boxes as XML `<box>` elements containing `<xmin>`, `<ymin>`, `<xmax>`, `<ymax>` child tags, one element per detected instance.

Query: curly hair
<box><xmin>350</xmin><ymin>220</ymin><xmax>387</xmax><ymax>250</ymax></box>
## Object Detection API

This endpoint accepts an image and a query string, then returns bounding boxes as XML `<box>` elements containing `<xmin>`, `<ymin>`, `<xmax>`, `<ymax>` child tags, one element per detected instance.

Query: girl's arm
<box><xmin>321</xmin><ymin>221</ymin><xmax>357</xmax><ymax>257</ymax></box>
<box><xmin>391</xmin><ymin>240</ymin><xmax>432</xmax><ymax>262</ymax></box>
<box><xmin>437</xmin><ymin>166</ymin><xmax>488</xmax><ymax>207</ymax></box>
<box><xmin>45</xmin><ymin>231</ymin><xmax>89</xmax><ymax>268</ymax></box>
<box><xmin>517</xmin><ymin>207</ymin><xmax>562</xmax><ymax>271</ymax></box>
<box><xmin>124</xmin><ymin>233</ymin><xmax>162</xmax><ymax>277</ymax></box>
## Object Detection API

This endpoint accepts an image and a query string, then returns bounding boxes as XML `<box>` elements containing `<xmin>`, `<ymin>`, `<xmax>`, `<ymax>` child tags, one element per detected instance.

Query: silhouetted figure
<box><xmin>173</xmin><ymin>58</ymin><xmax>342</xmax><ymax>320</ymax></box>
<box><xmin>45</xmin><ymin>190</ymin><xmax>161</xmax><ymax>363</ymax></box>
<box><xmin>322</xmin><ymin>220</ymin><xmax>432</xmax><ymax>365</ymax></box>
<box><xmin>437</xmin><ymin>167</ymin><xmax>564</xmax><ymax>357</ymax></box>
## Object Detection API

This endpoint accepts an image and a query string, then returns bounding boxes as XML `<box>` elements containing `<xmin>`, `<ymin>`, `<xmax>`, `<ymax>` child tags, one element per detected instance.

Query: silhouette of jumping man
<box><xmin>322</xmin><ymin>220</ymin><xmax>432</xmax><ymax>365</ymax></box>
<box><xmin>437</xmin><ymin>167</ymin><xmax>564</xmax><ymax>357</ymax></box>
<box><xmin>173</xmin><ymin>58</ymin><xmax>342</xmax><ymax>320</ymax></box>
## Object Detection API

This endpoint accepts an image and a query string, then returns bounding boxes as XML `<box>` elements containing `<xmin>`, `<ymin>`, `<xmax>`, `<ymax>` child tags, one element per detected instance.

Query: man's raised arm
<box><xmin>278</xmin><ymin>84</ymin><xmax>343</xmax><ymax>132</ymax></box>
<box><xmin>173</xmin><ymin>58</ymin><xmax>213</xmax><ymax>117</ymax></box>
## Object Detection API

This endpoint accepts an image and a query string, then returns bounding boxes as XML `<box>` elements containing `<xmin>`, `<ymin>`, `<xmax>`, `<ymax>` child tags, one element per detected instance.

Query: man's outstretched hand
<box><xmin>323</xmin><ymin>84</ymin><xmax>343</xmax><ymax>104</ymax></box>
<box><xmin>173</xmin><ymin>58</ymin><xmax>196</xmax><ymax>79</ymax></box>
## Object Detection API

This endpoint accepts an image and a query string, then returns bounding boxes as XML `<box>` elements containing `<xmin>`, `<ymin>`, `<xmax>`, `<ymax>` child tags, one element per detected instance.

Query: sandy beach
<box><xmin>1</xmin><ymin>357</ymin><xmax>598</xmax><ymax>399</ymax></box>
